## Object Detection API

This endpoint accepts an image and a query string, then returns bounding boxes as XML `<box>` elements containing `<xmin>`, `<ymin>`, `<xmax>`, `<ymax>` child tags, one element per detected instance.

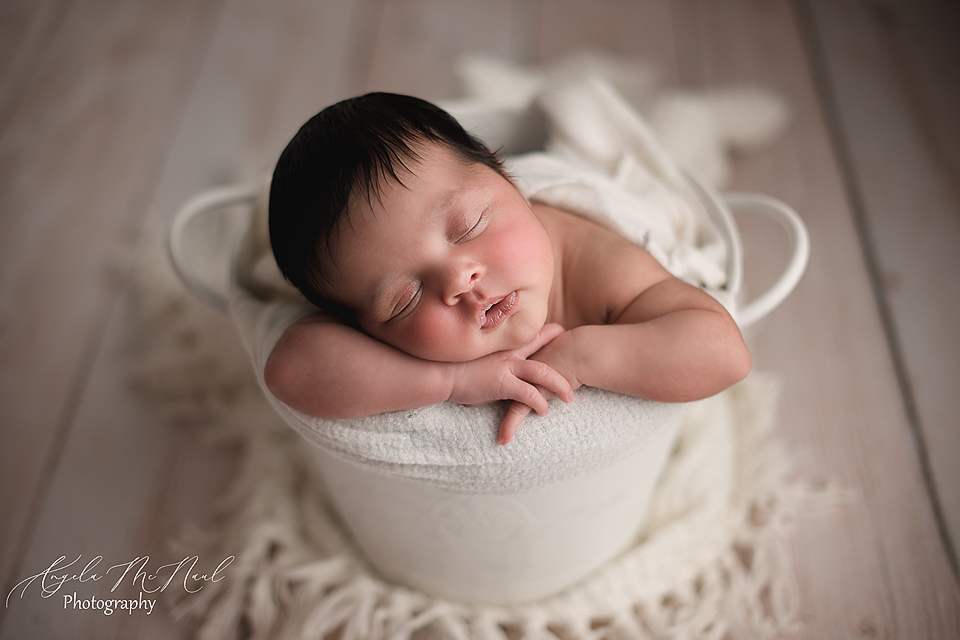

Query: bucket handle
<box><xmin>169</xmin><ymin>186</ymin><xmax>810</xmax><ymax>327</ymax></box>
<box><xmin>723</xmin><ymin>192</ymin><xmax>810</xmax><ymax>328</ymax></box>
<box><xmin>168</xmin><ymin>184</ymin><xmax>260</xmax><ymax>315</ymax></box>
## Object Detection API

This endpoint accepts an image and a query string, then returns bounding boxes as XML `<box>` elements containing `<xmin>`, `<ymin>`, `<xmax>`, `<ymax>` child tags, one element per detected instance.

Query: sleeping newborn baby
<box><xmin>264</xmin><ymin>92</ymin><xmax>750</xmax><ymax>445</ymax></box>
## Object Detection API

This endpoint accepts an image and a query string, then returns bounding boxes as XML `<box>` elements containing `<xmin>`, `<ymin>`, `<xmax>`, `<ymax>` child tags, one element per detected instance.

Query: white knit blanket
<box><xmin>126</xmin><ymin>54</ymin><xmax>844</xmax><ymax>639</ymax></box>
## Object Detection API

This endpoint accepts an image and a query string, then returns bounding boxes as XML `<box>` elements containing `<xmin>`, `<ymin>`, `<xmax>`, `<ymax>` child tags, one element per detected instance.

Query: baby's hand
<box><xmin>448</xmin><ymin>324</ymin><xmax>574</xmax><ymax>428</ymax></box>
<box><xmin>498</xmin><ymin>330</ymin><xmax>583</xmax><ymax>445</ymax></box>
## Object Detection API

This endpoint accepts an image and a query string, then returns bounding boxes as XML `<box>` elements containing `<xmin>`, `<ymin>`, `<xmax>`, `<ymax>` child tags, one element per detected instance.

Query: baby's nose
<box><xmin>442</xmin><ymin>264</ymin><xmax>482</xmax><ymax>306</ymax></box>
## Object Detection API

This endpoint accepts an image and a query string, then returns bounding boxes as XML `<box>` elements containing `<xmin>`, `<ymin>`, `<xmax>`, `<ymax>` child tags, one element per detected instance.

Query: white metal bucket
<box><xmin>168</xmin><ymin>109</ymin><xmax>809</xmax><ymax>605</ymax></box>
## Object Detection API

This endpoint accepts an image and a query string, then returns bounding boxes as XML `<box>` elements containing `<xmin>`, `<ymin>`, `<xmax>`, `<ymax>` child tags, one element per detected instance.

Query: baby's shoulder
<box><xmin>534</xmin><ymin>203</ymin><xmax>672</xmax><ymax>324</ymax></box>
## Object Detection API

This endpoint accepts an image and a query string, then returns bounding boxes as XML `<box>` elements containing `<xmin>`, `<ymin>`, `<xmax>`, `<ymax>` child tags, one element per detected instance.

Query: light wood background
<box><xmin>1</xmin><ymin>0</ymin><xmax>959</xmax><ymax>638</ymax></box>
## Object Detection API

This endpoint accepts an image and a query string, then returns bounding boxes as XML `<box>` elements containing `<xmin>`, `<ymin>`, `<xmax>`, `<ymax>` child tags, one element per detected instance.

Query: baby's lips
<box><xmin>478</xmin><ymin>291</ymin><xmax>518</xmax><ymax>330</ymax></box>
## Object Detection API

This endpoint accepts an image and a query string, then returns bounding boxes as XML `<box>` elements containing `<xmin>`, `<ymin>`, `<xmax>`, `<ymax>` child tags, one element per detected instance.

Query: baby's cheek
<box><xmin>407</xmin><ymin>309</ymin><xmax>469</xmax><ymax>361</ymax></box>
<box><xmin>487</xmin><ymin>232</ymin><xmax>521</xmax><ymax>268</ymax></box>
<box><xmin>499</xmin><ymin>223</ymin><xmax>550</xmax><ymax>276</ymax></box>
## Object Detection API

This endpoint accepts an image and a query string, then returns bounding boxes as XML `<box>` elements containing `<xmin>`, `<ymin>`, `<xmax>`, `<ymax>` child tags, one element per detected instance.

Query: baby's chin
<box><xmin>412</xmin><ymin>325</ymin><xmax>544</xmax><ymax>363</ymax></box>
<box><xmin>408</xmin><ymin>342</ymin><xmax>511</xmax><ymax>364</ymax></box>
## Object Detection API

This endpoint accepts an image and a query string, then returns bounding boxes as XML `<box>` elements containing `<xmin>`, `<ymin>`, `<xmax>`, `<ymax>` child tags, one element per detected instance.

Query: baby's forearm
<box><xmin>541</xmin><ymin>275</ymin><xmax>750</xmax><ymax>403</ymax></box>
<box><xmin>265</xmin><ymin>317</ymin><xmax>455</xmax><ymax>419</ymax></box>
<box><xmin>266</xmin><ymin>317</ymin><xmax>573</xmax><ymax>424</ymax></box>
<box><xmin>568</xmin><ymin>308</ymin><xmax>750</xmax><ymax>402</ymax></box>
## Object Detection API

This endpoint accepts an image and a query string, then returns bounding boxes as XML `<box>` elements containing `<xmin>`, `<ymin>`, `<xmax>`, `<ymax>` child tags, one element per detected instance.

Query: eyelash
<box><xmin>391</xmin><ymin>283</ymin><xmax>421</xmax><ymax>321</ymax></box>
<box><xmin>458</xmin><ymin>210</ymin><xmax>487</xmax><ymax>243</ymax></box>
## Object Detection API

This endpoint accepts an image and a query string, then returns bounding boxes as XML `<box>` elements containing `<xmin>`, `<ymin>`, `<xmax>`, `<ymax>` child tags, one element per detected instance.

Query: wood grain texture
<box><xmin>363</xmin><ymin>0</ymin><xmax>527</xmax><ymax>99</ymax></box>
<box><xmin>534</xmin><ymin>0</ymin><xmax>677</xmax><ymax>73</ymax></box>
<box><xmin>802</xmin><ymin>0</ymin><xmax>960</xmax><ymax>568</ymax></box>
<box><xmin>0</xmin><ymin>296</ymin><xmax>239</xmax><ymax>640</ymax></box>
<box><xmin>676</xmin><ymin>0</ymin><xmax>960</xmax><ymax>636</ymax></box>
<box><xmin>0</xmin><ymin>0</ymin><xmax>223</xmax><ymax>613</ymax></box>
<box><xmin>1</xmin><ymin>0</ymin><xmax>375</xmax><ymax>637</ymax></box>
<box><xmin>0</xmin><ymin>0</ymin><xmax>69</xmax><ymax>127</ymax></box>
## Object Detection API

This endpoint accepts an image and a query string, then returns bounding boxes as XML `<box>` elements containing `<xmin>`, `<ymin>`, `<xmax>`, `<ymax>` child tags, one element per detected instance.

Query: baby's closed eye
<box><xmin>462</xmin><ymin>209</ymin><xmax>488</xmax><ymax>242</ymax></box>
<box><xmin>450</xmin><ymin>206</ymin><xmax>489</xmax><ymax>243</ymax></box>
<box><xmin>390</xmin><ymin>281</ymin><xmax>422</xmax><ymax>321</ymax></box>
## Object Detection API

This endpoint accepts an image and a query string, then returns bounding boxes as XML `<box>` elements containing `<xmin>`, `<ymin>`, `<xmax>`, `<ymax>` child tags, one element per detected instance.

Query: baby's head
<box><xmin>269</xmin><ymin>93</ymin><xmax>555</xmax><ymax>363</ymax></box>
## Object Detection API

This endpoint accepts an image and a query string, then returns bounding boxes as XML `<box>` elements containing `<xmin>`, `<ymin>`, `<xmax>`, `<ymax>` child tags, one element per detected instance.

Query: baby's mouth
<box><xmin>479</xmin><ymin>291</ymin><xmax>518</xmax><ymax>330</ymax></box>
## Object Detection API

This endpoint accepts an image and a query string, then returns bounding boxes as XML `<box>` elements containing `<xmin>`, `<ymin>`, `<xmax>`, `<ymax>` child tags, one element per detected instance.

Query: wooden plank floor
<box><xmin>1</xmin><ymin>1</ymin><xmax>958</xmax><ymax>638</ymax></box>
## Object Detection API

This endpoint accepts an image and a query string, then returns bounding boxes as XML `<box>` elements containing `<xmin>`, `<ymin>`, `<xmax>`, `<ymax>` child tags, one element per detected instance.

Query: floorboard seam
<box><xmin>791</xmin><ymin>0</ymin><xmax>959</xmax><ymax>583</ymax></box>
<box><xmin>0</xmin><ymin>0</ymin><xmax>232</xmax><ymax>633</ymax></box>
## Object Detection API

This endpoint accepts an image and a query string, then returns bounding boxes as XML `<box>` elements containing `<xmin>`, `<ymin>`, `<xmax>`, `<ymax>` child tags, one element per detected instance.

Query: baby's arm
<box><xmin>264</xmin><ymin>313</ymin><xmax>573</xmax><ymax>421</ymax></box>
<box><xmin>498</xmin><ymin>228</ymin><xmax>750</xmax><ymax>444</ymax></box>
<box><xmin>561</xmin><ymin>276</ymin><xmax>751</xmax><ymax>400</ymax></box>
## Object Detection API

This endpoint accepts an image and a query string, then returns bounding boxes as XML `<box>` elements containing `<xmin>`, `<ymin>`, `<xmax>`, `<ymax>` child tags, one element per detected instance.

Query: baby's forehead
<box><xmin>367</xmin><ymin>141</ymin><xmax>476</xmax><ymax>193</ymax></box>
<box><xmin>349</xmin><ymin>143</ymin><xmax>489</xmax><ymax>216</ymax></box>
<box><xmin>329</xmin><ymin>146</ymin><xmax>499</xmax><ymax>289</ymax></box>
<box><xmin>331</xmin><ymin>145</ymin><xmax>457</xmax><ymax>241</ymax></box>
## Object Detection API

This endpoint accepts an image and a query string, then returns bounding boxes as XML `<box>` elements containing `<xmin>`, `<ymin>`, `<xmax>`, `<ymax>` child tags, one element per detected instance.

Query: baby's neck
<box><xmin>531</xmin><ymin>203</ymin><xmax>597</xmax><ymax>330</ymax></box>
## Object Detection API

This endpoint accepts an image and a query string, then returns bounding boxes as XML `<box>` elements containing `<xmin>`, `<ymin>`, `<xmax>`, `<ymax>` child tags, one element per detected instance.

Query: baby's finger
<box><xmin>504</xmin><ymin>377</ymin><xmax>550</xmax><ymax>417</ymax></box>
<box><xmin>515</xmin><ymin>359</ymin><xmax>574</xmax><ymax>403</ymax></box>
<box><xmin>499</xmin><ymin>402</ymin><xmax>532</xmax><ymax>445</ymax></box>
<box><xmin>514</xmin><ymin>323</ymin><xmax>565</xmax><ymax>359</ymax></box>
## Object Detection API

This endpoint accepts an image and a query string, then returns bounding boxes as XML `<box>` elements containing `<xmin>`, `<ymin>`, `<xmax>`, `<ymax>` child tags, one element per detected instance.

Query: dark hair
<box><xmin>268</xmin><ymin>92</ymin><xmax>507</xmax><ymax>317</ymax></box>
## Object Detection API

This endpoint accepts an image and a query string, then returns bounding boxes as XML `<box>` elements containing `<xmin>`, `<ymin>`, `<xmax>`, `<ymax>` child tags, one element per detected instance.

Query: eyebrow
<box><xmin>435</xmin><ymin>184</ymin><xmax>470</xmax><ymax>218</ymax></box>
